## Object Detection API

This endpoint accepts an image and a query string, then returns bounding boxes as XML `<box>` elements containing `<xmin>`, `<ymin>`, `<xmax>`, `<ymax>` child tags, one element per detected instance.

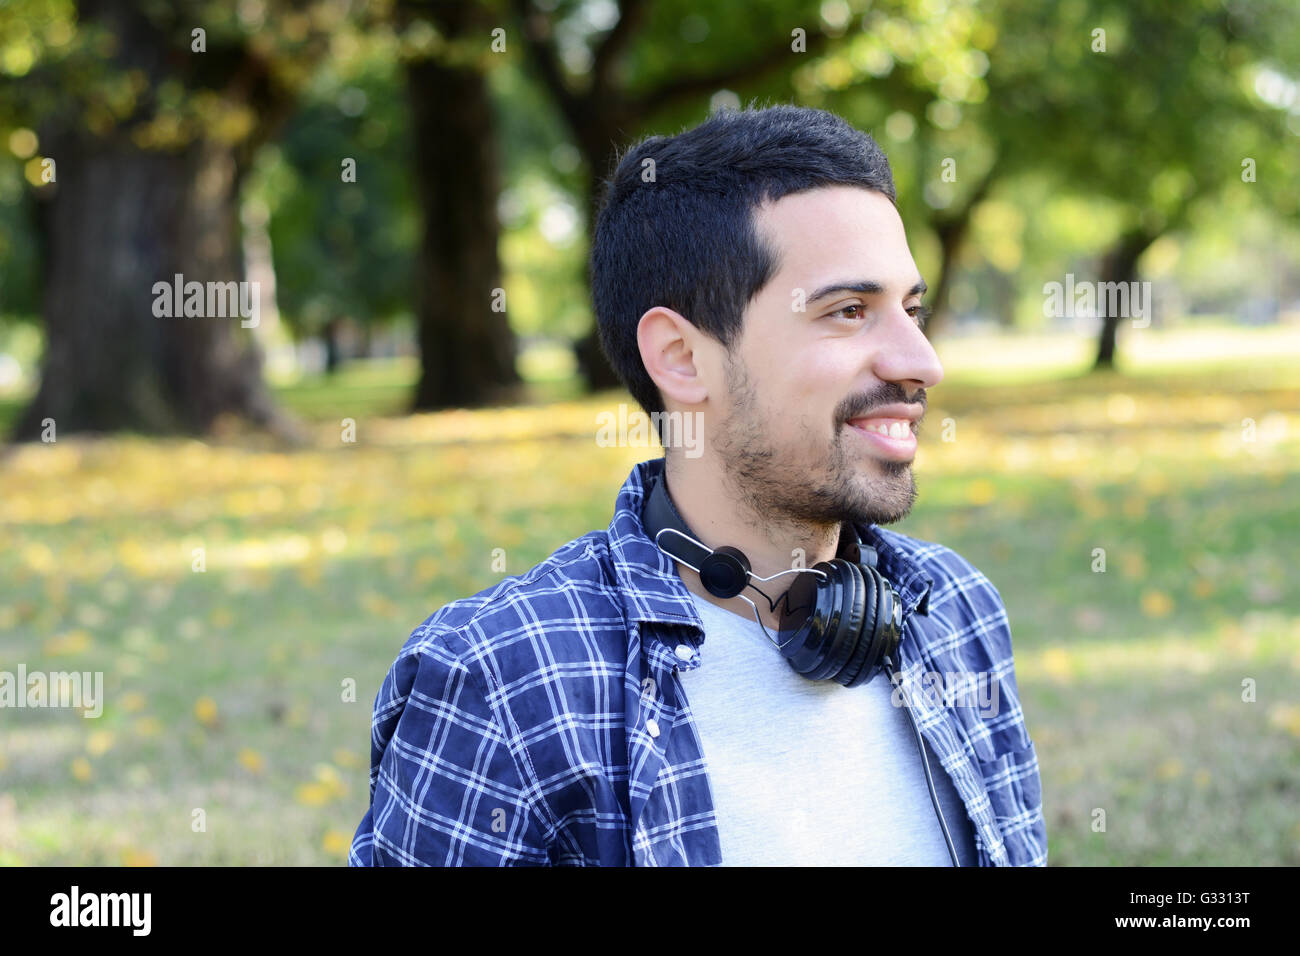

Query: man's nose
<box><xmin>870</xmin><ymin>308</ymin><xmax>944</xmax><ymax>390</ymax></box>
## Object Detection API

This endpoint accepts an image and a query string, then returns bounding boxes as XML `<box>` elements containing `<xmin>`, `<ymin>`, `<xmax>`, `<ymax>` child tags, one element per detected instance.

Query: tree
<box><xmin>398</xmin><ymin>0</ymin><xmax>522</xmax><ymax>410</ymax></box>
<box><xmin>812</xmin><ymin>0</ymin><xmax>1298</xmax><ymax>365</ymax></box>
<box><xmin>2</xmin><ymin>0</ymin><xmax>340</xmax><ymax>440</ymax></box>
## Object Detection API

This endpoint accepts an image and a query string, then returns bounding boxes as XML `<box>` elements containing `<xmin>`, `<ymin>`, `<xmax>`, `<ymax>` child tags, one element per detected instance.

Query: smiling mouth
<box><xmin>847</xmin><ymin>418</ymin><xmax>913</xmax><ymax>439</ymax></box>
<box><xmin>845</xmin><ymin>417</ymin><xmax>917</xmax><ymax>460</ymax></box>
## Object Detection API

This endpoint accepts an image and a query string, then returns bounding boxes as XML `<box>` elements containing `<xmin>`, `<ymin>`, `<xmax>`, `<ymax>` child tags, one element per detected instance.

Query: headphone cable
<box><xmin>883</xmin><ymin>654</ymin><xmax>960</xmax><ymax>867</ymax></box>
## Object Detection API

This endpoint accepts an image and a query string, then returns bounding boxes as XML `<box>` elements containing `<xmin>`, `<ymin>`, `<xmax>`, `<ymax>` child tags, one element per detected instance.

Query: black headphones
<box><xmin>642</xmin><ymin>470</ymin><xmax>905</xmax><ymax>688</ymax></box>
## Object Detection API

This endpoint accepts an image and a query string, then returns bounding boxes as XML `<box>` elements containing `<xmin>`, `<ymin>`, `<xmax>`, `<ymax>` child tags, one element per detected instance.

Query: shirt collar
<box><xmin>854</xmin><ymin>523</ymin><xmax>935</xmax><ymax>618</ymax></box>
<box><xmin>607</xmin><ymin>457</ymin><xmax>935</xmax><ymax>634</ymax></box>
<box><xmin>606</xmin><ymin>457</ymin><xmax>707</xmax><ymax>632</ymax></box>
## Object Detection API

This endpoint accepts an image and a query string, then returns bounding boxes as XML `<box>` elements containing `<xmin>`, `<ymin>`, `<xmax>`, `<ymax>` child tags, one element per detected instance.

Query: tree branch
<box><xmin>934</xmin><ymin>152</ymin><xmax>1000</xmax><ymax>235</ymax></box>
<box><xmin>590</xmin><ymin>0</ymin><xmax>649</xmax><ymax>95</ymax></box>
<box><xmin>510</xmin><ymin>0</ymin><xmax>587</xmax><ymax>131</ymax></box>
<box><xmin>629</xmin><ymin>28</ymin><xmax>831</xmax><ymax>117</ymax></box>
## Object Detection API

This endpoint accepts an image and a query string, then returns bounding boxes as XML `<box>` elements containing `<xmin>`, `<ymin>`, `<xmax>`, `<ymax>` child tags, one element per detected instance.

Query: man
<box><xmin>349</xmin><ymin>103</ymin><xmax>1046</xmax><ymax>866</ymax></box>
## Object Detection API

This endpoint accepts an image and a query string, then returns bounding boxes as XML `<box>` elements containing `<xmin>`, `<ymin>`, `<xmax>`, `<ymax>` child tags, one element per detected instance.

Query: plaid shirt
<box><xmin>349</xmin><ymin>456</ymin><xmax>1047</xmax><ymax>866</ymax></box>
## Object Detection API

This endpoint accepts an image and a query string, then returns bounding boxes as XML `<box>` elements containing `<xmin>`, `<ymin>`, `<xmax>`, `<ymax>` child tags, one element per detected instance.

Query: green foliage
<box><xmin>252</xmin><ymin>46</ymin><xmax>418</xmax><ymax>337</ymax></box>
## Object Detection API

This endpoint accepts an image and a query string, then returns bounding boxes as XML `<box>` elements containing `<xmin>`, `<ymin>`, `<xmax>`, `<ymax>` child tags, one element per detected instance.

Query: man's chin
<box><xmin>856</xmin><ymin>455</ymin><xmax>913</xmax><ymax>478</ymax></box>
<box><xmin>841</xmin><ymin>473</ymin><xmax>917</xmax><ymax>526</ymax></box>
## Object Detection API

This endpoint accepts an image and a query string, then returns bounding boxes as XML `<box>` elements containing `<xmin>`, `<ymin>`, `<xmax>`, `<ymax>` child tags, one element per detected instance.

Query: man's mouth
<box><xmin>845</xmin><ymin>416</ymin><xmax>917</xmax><ymax>459</ymax></box>
<box><xmin>847</xmin><ymin>418</ymin><xmax>913</xmax><ymax>439</ymax></box>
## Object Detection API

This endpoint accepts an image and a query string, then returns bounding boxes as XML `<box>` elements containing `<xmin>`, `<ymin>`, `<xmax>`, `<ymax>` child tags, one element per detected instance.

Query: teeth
<box><xmin>853</xmin><ymin>420</ymin><xmax>911</xmax><ymax>438</ymax></box>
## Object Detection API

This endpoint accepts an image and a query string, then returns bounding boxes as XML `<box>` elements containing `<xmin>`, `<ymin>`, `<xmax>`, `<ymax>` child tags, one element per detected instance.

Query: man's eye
<box><xmin>829</xmin><ymin>303</ymin><xmax>930</xmax><ymax>328</ymax></box>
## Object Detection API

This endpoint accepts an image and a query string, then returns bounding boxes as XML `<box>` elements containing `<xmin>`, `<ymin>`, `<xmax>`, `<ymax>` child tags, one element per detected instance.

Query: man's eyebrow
<box><xmin>807</xmin><ymin>278</ymin><xmax>928</xmax><ymax>303</ymax></box>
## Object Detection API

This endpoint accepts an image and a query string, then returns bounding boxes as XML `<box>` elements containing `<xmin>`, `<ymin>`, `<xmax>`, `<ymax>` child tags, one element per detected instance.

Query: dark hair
<box><xmin>589</xmin><ymin>102</ymin><xmax>897</xmax><ymax>420</ymax></box>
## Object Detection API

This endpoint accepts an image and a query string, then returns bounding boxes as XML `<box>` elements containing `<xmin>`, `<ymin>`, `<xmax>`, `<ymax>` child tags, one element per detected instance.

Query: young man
<box><xmin>349</xmin><ymin>103</ymin><xmax>1046</xmax><ymax>867</ymax></box>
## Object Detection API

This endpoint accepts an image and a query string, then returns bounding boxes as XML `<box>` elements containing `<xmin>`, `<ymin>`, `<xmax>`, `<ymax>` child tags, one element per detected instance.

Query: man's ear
<box><xmin>637</xmin><ymin>307</ymin><xmax>711</xmax><ymax>407</ymax></box>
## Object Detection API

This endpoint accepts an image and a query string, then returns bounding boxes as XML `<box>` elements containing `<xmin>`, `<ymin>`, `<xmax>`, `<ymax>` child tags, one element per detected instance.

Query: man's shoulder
<box><xmin>877</xmin><ymin>527</ymin><xmax>1035</xmax><ymax>765</ymax></box>
<box><xmin>872</xmin><ymin>525</ymin><xmax>1016</xmax><ymax>669</ymax></box>
<box><xmin>392</xmin><ymin>527</ymin><xmax>625</xmax><ymax>672</ymax></box>
<box><xmin>871</xmin><ymin>525</ymin><xmax>1002</xmax><ymax>603</ymax></box>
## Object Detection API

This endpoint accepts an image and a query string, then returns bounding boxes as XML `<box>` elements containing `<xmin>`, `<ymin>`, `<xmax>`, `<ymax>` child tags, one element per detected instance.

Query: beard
<box><xmin>710</xmin><ymin>350</ymin><xmax>921</xmax><ymax>536</ymax></box>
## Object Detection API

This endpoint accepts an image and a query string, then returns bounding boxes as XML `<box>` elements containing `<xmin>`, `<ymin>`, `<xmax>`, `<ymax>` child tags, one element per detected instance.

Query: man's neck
<box><xmin>661</xmin><ymin>457</ymin><xmax>845</xmax><ymax>631</ymax></box>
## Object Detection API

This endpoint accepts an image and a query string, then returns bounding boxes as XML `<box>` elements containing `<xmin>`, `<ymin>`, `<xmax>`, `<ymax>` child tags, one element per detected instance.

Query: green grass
<box><xmin>1</xmin><ymin>325</ymin><xmax>1298</xmax><ymax>865</ymax></box>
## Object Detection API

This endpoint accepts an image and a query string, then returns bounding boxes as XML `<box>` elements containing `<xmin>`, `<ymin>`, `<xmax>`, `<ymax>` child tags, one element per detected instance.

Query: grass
<box><xmin>0</xmin><ymin>323</ymin><xmax>1297</xmax><ymax>865</ymax></box>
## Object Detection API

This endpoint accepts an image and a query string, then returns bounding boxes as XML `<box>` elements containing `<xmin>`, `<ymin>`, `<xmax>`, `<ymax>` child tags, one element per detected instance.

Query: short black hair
<box><xmin>589</xmin><ymin>102</ymin><xmax>897</xmax><ymax>420</ymax></box>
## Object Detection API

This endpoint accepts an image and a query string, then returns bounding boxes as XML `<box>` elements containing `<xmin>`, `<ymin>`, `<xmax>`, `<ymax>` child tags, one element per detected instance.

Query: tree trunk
<box><xmin>993</xmin><ymin>268</ymin><xmax>1016</xmax><ymax>328</ymax></box>
<box><xmin>11</xmin><ymin>0</ymin><xmax>301</xmax><ymax>442</ymax></box>
<box><xmin>324</xmin><ymin>318</ymin><xmax>343</xmax><ymax>375</ymax></box>
<box><xmin>406</xmin><ymin>1</ymin><xmax>521</xmax><ymax>411</ymax></box>
<box><xmin>921</xmin><ymin>163</ymin><xmax>998</xmax><ymax>341</ymax></box>
<box><xmin>924</xmin><ymin>218</ymin><xmax>968</xmax><ymax>341</ymax></box>
<box><xmin>1092</xmin><ymin>227</ymin><xmax>1159</xmax><ymax>370</ymax></box>
<box><xmin>14</xmin><ymin>132</ymin><xmax>281</xmax><ymax>440</ymax></box>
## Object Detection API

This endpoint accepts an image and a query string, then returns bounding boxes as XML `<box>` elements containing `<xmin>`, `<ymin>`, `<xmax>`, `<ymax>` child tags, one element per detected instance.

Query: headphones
<box><xmin>642</xmin><ymin>470</ymin><xmax>905</xmax><ymax>689</ymax></box>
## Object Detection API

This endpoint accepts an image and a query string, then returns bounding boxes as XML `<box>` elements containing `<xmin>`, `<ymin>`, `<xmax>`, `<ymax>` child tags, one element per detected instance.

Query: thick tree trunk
<box><xmin>14</xmin><ymin>132</ymin><xmax>280</xmax><ymax>440</ymax></box>
<box><xmin>406</xmin><ymin>1</ymin><xmax>521</xmax><ymax>411</ymax></box>
<box><xmin>1093</xmin><ymin>227</ymin><xmax>1159</xmax><ymax>370</ymax></box>
<box><xmin>12</xmin><ymin>0</ymin><xmax>294</xmax><ymax>442</ymax></box>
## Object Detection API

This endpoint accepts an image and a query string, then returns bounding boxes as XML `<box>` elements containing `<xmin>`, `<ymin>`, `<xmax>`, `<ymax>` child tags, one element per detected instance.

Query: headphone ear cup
<box><xmin>840</xmin><ymin>564</ymin><xmax>885</xmax><ymax>687</ymax></box>
<box><xmin>780</xmin><ymin>561</ymin><xmax>841</xmax><ymax>677</ymax></box>
<box><xmin>806</xmin><ymin>560</ymin><xmax>864</xmax><ymax>682</ymax></box>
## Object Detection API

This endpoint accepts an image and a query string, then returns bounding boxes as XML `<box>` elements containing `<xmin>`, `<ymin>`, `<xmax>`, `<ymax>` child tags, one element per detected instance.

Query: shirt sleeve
<box><xmin>348</xmin><ymin>630</ymin><xmax>551</xmax><ymax>866</ymax></box>
<box><xmin>969</xmin><ymin>569</ymin><xmax>1049</xmax><ymax>866</ymax></box>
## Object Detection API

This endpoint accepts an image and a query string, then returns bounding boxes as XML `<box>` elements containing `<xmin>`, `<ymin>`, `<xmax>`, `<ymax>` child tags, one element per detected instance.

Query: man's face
<box><xmin>710</xmin><ymin>184</ymin><xmax>944</xmax><ymax>532</ymax></box>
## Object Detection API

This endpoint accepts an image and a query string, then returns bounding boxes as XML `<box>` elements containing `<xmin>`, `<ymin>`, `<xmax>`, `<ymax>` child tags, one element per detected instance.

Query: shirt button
<box><xmin>674</xmin><ymin>644</ymin><xmax>694</xmax><ymax>661</ymax></box>
<box><xmin>646</xmin><ymin>718</ymin><xmax>660</xmax><ymax>738</ymax></box>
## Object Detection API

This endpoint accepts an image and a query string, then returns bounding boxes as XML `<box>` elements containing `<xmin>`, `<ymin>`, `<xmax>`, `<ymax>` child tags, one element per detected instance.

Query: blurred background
<box><xmin>0</xmin><ymin>0</ymin><xmax>1297</xmax><ymax>865</ymax></box>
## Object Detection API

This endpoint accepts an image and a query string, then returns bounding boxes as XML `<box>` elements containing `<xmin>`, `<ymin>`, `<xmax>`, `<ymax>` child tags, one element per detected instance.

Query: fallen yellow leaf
<box><xmin>237</xmin><ymin>748</ymin><xmax>265</xmax><ymax>773</ymax></box>
<box><xmin>322</xmin><ymin>830</ymin><xmax>351</xmax><ymax>856</ymax></box>
<box><xmin>1141</xmin><ymin>590</ymin><xmax>1174</xmax><ymax>618</ymax></box>
<box><xmin>194</xmin><ymin>696</ymin><xmax>218</xmax><ymax>727</ymax></box>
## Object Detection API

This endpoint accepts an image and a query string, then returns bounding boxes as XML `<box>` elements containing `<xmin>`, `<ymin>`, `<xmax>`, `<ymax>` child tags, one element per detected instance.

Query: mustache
<box><xmin>836</xmin><ymin>384</ymin><xmax>927</xmax><ymax>422</ymax></box>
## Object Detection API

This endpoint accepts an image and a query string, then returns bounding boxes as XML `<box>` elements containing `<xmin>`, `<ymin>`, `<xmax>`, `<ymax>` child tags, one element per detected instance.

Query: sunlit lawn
<box><xmin>1</xmin><ymin>324</ymin><xmax>1298</xmax><ymax>865</ymax></box>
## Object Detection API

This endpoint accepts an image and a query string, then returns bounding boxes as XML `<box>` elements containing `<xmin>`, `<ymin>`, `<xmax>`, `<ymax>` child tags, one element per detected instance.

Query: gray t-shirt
<box><xmin>679</xmin><ymin>591</ymin><xmax>978</xmax><ymax>866</ymax></box>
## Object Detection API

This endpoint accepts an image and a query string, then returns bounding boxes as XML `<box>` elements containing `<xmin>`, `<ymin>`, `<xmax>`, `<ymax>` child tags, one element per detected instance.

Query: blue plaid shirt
<box><xmin>349</xmin><ymin>456</ymin><xmax>1047</xmax><ymax>866</ymax></box>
